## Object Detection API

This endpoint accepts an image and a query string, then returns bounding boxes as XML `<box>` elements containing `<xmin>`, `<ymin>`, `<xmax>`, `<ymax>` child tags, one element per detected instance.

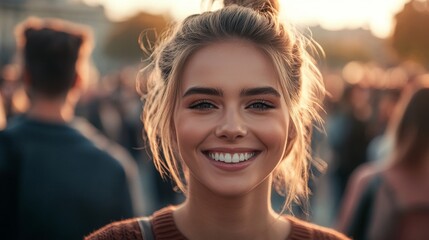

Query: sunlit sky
<box><xmin>83</xmin><ymin>0</ymin><xmax>412</xmax><ymax>38</ymax></box>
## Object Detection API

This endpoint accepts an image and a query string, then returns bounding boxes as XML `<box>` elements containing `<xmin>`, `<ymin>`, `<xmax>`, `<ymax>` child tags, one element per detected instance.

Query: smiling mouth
<box><xmin>204</xmin><ymin>151</ymin><xmax>258</xmax><ymax>163</ymax></box>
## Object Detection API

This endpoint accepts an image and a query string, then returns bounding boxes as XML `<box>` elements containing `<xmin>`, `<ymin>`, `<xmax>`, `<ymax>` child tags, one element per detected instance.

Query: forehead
<box><xmin>180</xmin><ymin>39</ymin><xmax>280</xmax><ymax>93</ymax></box>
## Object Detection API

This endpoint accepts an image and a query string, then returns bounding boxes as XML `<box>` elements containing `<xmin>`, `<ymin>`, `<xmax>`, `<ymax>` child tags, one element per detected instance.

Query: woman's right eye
<box><xmin>188</xmin><ymin>100</ymin><xmax>217</xmax><ymax>110</ymax></box>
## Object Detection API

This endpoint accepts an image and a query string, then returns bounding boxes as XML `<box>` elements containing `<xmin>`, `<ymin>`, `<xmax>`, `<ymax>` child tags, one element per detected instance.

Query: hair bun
<box><xmin>223</xmin><ymin>0</ymin><xmax>279</xmax><ymax>15</ymax></box>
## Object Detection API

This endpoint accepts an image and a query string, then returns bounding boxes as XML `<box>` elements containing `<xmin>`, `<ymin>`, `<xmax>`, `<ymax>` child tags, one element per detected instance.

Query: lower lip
<box><xmin>206</xmin><ymin>155</ymin><xmax>256</xmax><ymax>172</ymax></box>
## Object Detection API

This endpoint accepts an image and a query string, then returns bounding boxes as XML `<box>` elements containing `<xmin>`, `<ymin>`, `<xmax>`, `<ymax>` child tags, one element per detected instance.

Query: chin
<box><xmin>200</xmin><ymin>176</ymin><xmax>266</xmax><ymax>199</ymax></box>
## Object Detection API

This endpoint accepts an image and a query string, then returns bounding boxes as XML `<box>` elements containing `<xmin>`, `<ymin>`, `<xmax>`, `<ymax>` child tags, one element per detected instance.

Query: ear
<box><xmin>22</xmin><ymin>70</ymin><xmax>34</xmax><ymax>97</ymax></box>
<box><xmin>66</xmin><ymin>73</ymin><xmax>84</xmax><ymax>104</ymax></box>
<box><xmin>284</xmin><ymin>120</ymin><xmax>297</xmax><ymax>157</ymax></box>
<box><xmin>72</xmin><ymin>72</ymin><xmax>82</xmax><ymax>90</ymax></box>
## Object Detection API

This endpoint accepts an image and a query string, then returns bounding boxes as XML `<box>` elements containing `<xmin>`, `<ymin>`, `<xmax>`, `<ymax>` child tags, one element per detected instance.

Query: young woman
<box><xmin>87</xmin><ymin>0</ymin><xmax>349</xmax><ymax>239</ymax></box>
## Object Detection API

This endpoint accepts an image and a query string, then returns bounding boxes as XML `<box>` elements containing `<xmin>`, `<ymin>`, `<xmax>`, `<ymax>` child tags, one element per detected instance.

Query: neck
<box><xmin>27</xmin><ymin>96</ymin><xmax>75</xmax><ymax>123</ymax></box>
<box><xmin>174</xmin><ymin>177</ymin><xmax>289</xmax><ymax>240</ymax></box>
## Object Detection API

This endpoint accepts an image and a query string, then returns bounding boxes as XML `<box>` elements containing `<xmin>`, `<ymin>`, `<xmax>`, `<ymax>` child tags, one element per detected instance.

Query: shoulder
<box><xmin>286</xmin><ymin>215</ymin><xmax>350</xmax><ymax>240</ymax></box>
<box><xmin>0</xmin><ymin>127</ymin><xmax>21</xmax><ymax>167</ymax></box>
<box><xmin>86</xmin><ymin>206</ymin><xmax>179</xmax><ymax>240</ymax></box>
<box><xmin>341</xmin><ymin>164</ymin><xmax>379</xmax><ymax>200</ymax></box>
<box><xmin>0</xmin><ymin>115</ymin><xmax>27</xmax><ymax>138</ymax></box>
<box><xmin>71</xmin><ymin>118</ymin><xmax>136</xmax><ymax>167</ymax></box>
<box><xmin>335</xmin><ymin>164</ymin><xmax>384</xmax><ymax>232</ymax></box>
<box><xmin>349</xmin><ymin>163</ymin><xmax>381</xmax><ymax>186</ymax></box>
<box><xmin>85</xmin><ymin>218</ymin><xmax>143</xmax><ymax>240</ymax></box>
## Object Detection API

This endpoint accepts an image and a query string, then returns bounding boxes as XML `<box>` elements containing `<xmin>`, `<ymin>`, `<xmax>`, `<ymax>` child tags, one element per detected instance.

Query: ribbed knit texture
<box><xmin>151</xmin><ymin>206</ymin><xmax>187</xmax><ymax>239</ymax></box>
<box><xmin>286</xmin><ymin>215</ymin><xmax>350</xmax><ymax>240</ymax></box>
<box><xmin>86</xmin><ymin>206</ymin><xmax>350</xmax><ymax>240</ymax></box>
<box><xmin>85</xmin><ymin>218</ymin><xmax>143</xmax><ymax>240</ymax></box>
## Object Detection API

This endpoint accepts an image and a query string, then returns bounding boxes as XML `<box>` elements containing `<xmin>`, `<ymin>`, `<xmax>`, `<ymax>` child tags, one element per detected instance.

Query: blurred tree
<box><xmin>392</xmin><ymin>0</ymin><xmax>429</xmax><ymax>67</ymax></box>
<box><xmin>104</xmin><ymin>12</ymin><xmax>170</xmax><ymax>64</ymax></box>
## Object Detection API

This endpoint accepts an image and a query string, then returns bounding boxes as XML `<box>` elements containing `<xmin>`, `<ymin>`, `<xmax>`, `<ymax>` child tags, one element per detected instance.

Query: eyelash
<box><xmin>188</xmin><ymin>100</ymin><xmax>217</xmax><ymax>110</ymax></box>
<box><xmin>246</xmin><ymin>100</ymin><xmax>275</xmax><ymax>111</ymax></box>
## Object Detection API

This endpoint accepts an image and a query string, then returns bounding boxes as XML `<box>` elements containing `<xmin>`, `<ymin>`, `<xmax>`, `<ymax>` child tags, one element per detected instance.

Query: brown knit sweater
<box><xmin>86</xmin><ymin>206</ymin><xmax>349</xmax><ymax>240</ymax></box>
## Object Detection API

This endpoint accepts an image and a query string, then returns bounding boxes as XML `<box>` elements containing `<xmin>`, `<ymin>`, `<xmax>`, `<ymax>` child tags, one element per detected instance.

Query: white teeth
<box><xmin>208</xmin><ymin>152</ymin><xmax>255</xmax><ymax>163</ymax></box>
<box><xmin>232</xmin><ymin>153</ymin><xmax>239</xmax><ymax>163</ymax></box>
<box><xmin>225</xmin><ymin>153</ymin><xmax>232</xmax><ymax>163</ymax></box>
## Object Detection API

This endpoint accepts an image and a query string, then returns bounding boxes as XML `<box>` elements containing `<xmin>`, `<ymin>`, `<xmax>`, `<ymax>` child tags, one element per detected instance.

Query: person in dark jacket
<box><xmin>0</xmin><ymin>17</ymin><xmax>142</xmax><ymax>240</ymax></box>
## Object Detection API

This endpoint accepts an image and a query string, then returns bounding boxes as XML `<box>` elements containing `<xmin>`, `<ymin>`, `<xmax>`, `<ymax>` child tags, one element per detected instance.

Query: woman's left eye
<box><xmin>188</xmin><ymin>100</ymin><xmax>217</xmax><ymax>110</ymax></box>
<box><xmin>246</xmin><ymin>100</ymin><xmax>274</xmax><ymax>111</ymax></box>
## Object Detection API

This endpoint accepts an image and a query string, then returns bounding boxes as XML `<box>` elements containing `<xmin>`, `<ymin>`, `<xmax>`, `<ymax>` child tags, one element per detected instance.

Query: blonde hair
<box><xmin>138</xmin><ymin>0</ymin><xmax>325</xmax><ymax>211</ymax></box>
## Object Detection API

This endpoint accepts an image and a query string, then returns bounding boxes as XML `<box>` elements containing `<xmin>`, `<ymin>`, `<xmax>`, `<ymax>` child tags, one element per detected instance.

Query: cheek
<box><xmin>174</xmin><ymin>114</ymin><xmax>211</xmax><ymax>153</ymax></box>
<box><xmin>255</xmin><ymin>114</ymin><xmax>289</xmax><ymax>155</ymax></box>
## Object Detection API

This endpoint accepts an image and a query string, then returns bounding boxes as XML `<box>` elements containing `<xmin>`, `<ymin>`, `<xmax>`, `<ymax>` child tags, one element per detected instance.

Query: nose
<box><xmin>215</xmin><ymin>108</ymin><xmax>247</xmax><ymax>141</ymax></box>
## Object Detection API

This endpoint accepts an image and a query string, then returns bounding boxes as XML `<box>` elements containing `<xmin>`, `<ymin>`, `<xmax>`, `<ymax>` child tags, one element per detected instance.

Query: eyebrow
<box><xmin>182</xmin><ymin>86</ymin><xmax>281</xmax><ymax>98</ymax></box>
<box><xmin>240</xmin><ymin>87</ymin><xmax>281</xmax><ymax>98</ymax></box>
<box><xmin>183</xmin><ymin>87</ymin><xmax>223</xmax><ymax>97</ymax></box>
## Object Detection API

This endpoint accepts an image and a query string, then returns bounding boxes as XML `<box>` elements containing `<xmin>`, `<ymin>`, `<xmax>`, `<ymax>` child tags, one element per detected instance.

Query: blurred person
<box><xmin>86</xmin><ymin>0</ymin><xmax>349</xmax><ymax>239</ymax></box>
<box><xmin>83</xmin><ymin>68</ymin><xmax>143</xmax><ymax>159</ymax></box>
<box><xmin>336</xmin><ymin>77</ymin><xmax>429</xmax><ymax>240</ymax></box>
<box><xmin>366</xmin><ymin>88</ymin><xmax>401</xmax><ymax>165</ymax></box>
<box><xmin>0</xmin><ymin>64</ymin><xmax>29</xmax><ymax>119</ymax></box>
<box><xmin>0</xmin><ymin>17</ymin><xmax>142</xmax><ymax>240</ymax></box>
<box><xmin>327</xmin><ymin>84</ymin><xmax>372</xmax><ymax>212</ymax></box>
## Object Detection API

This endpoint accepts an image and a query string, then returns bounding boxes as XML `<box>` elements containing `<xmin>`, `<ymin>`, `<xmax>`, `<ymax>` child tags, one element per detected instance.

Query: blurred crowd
<box><xmin>1</xmin><ymin>17</ymin><xmax>429</xmax><ymax>240</ymax></box>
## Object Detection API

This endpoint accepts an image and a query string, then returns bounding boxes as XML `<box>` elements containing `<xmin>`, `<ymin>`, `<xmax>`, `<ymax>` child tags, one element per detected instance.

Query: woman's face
<box><xmin>174</xmin><ymin>39</ymin><xmax>291</xmax><ymax>197</ymax></box>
